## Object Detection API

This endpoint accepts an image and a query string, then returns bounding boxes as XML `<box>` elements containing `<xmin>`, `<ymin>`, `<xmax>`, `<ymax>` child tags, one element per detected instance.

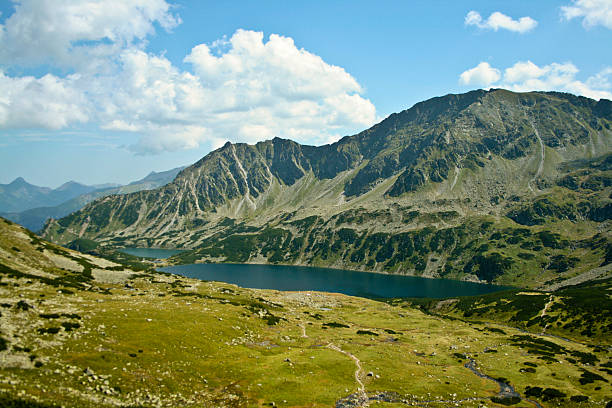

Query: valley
<box><xmin>0</xmin><ymin>217</ymin><xmax>610</xmax><ymax>407</ymax></box>
<box><xmin>41</xmin><ymin>90</ymin><xmax>612</xmax><ymax>290</ymax></box>
<box><xmin>1</xmin><ymin>89</ymin><xmax>611</xmax><ymax>407</ymax></box>
<box><xmin>2</xmin><ymin>1</ymin><xmax>611</xmax><ymax>407</ymax></box>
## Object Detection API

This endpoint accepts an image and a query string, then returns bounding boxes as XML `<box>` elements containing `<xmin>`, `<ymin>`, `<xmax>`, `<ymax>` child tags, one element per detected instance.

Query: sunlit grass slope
<box><xmin>1</xmin><ymin>218</ymin><xmax>610</xmax><ymax>407</ymax></box>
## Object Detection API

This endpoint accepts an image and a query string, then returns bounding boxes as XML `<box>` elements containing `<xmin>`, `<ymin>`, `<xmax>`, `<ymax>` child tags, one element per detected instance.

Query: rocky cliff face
<box><xmin>42</xmin><ymin>89</ymin><xmax>612</xmax><ymax>288</ymax></box>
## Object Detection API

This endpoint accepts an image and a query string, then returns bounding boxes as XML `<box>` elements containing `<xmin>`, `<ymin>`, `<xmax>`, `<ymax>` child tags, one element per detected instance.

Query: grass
<box><xmin>1</xmin><ymin>217</ymin><xmax>611</xmax><ymax>407</ymax></box>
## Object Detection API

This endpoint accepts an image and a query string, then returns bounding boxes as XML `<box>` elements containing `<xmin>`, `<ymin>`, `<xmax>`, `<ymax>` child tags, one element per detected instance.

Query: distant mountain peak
<box><xmin>56</xmin><ymin>180</ymin><xmax>84</xmax><ymax>190</ymax></box>
<box><xmin>9</xmin><ymin>177</ymin><xmax>29</xmax><ymax>186</ymax></box>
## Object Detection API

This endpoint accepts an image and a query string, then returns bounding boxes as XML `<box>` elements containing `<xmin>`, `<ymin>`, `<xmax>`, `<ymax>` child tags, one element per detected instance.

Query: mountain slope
<box><xmin>43</xmin><ymin>89</ymin><xmax>612</xmax><ymax>288</ymax></box>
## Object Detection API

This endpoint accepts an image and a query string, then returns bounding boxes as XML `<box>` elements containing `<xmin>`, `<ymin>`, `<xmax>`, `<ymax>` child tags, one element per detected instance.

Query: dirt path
<box><xmin>327</xmin><ymin>343</ymin><xmax>367</xmax><ymax>405</ymax></box>
<box><xmin>540</xmin><ymin>295</ymin><xmax>553</xmax><ymax>318</ymax></box>
<box><xmin>540</xmin><ymin>295</ymin><xmax>554</xmax><ymax>333</ymax></box>
<box><xmin>300</xmin><ymin>323</ymin><xmax>308</xmax><ymax>338</ymax></box>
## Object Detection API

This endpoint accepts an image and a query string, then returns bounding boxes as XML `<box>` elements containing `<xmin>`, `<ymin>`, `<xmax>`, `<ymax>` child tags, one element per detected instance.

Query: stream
<box><xmin>464</xmin><ymin>357</ymin><xmax>543</xmax><ymax>408</ymax></box>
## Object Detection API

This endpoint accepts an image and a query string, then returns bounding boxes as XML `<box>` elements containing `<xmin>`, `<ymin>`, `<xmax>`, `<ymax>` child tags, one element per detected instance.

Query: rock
<box><xmin>367</xmin><ymin>372</ymin><xmax>374</xmax><ymax>377</ymax></box>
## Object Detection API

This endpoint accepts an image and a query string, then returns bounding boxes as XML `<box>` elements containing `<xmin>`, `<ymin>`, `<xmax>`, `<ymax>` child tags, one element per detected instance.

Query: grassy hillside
<box><xmin>389</xmin><ymin>278</ymin><xmax>612</xmax><ymax>344</ymax></box>
<box><xmin>1</xmin><ymin>217</ymin><xmax>611</xmax><ymax>407</ymax></box>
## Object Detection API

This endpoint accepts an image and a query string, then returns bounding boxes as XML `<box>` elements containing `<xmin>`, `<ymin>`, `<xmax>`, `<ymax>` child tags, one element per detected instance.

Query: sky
<box><xmin>1</xmin><ymin>0</ymin><xmax>611</xmax><ymax>188</ymax></box>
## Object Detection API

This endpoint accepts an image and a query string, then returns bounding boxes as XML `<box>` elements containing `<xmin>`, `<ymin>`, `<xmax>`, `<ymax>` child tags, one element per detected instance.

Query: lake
<box><xmin>159</xmin><ymin>262</ymin><xmax>512</xmax><ymax>299</ymax></box>
<box><xmin>119</xmin><ymin>247</ymin><xmax>185</xmax><ymax>259</ymax></box>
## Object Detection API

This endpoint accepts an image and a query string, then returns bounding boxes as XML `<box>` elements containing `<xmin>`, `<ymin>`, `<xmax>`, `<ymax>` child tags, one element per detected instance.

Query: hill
<box><xmin>1</xmin><ymin>217</ymin><xmax>611</xmax><ymax>407</ymax></box>
<box><xmin>42</xmin><ymin>89</ymin><xmax>612</xmax><ymax>288</ymax></box>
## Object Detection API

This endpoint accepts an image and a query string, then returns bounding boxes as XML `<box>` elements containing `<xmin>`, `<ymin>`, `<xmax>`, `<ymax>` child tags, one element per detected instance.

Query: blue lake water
<box><xmin>159</xmin><ymin>262</ymin><xmax>512</xmax><ymax>299</ymax></box>
<box><xmin>119</xmin><ymin>247</ymin><xmax>185</xmax><ymax>259</ymax></box>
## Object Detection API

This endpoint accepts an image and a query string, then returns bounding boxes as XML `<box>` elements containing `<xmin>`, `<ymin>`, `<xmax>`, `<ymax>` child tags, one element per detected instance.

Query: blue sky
<box><xmin>1</xmin><ymin>0</ymin><xmax>611</xmax><ymax>187</ymax></box>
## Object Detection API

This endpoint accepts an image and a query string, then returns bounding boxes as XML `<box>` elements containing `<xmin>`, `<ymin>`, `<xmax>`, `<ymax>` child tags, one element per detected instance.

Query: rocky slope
<box><xmin>42</xmin><ymin>89</ymin><xmax>612</xmax><ymax>288</ymax></box>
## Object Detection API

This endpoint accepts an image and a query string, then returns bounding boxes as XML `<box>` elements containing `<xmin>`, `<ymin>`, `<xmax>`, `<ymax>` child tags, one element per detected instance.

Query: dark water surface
<box><xmin>159</xmin><ymin>262</ymin><xmax>512</xmax><ymax>299</ymax></box>
<box><xmin>119</xmin><ymin>247</ymin><xmax>185</xmax><ymax>259</ymax></box>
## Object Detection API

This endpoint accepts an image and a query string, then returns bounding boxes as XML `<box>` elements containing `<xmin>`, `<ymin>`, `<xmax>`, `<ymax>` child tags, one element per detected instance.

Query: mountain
<box><xmin>2</xmin><ymin>216</ymin><xmax>611</xmax><ymax>407</ymax></box>
<box><xmin>115</xmin><ymin>166</ymin><xmax>187</xmax><ymax>194</ymax></box>
<box><xmin>42</xmin><ymin>89</ymin><xmax>612</xmax><ymax>288</ymax></box>
<box><xmin>2</xmin><ymin>166</ymin><xmax>185</xmax><ymax>232</ymax></box>
<box><xmin>0</xmin><ymin>178</ymin><xmax>100</xmax><ymax>213</ymax></box>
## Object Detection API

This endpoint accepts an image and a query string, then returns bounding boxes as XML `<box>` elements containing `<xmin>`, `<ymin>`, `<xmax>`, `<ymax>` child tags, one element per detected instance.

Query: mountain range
<box><xmin>1</xmin><ymin>167</ymin><xmax>185</xmax><ymax>232</ymax></box>
<box><xmin>0</xmin><ymin>177</ymin><xmax>115</xmax><ymax>213</ymax></box>
<box><xmin>42</xmin><ymin>89</ymin><xmax>612</xmax><ymax>289</ymax></box>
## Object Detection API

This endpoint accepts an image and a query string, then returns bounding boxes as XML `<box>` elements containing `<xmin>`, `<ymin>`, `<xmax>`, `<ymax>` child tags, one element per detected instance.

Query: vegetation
<box><xmin>390</xmin><ymin>278</ymin><xmax>611</xmax><ymax>343</ymax></box>
<box><xmin>1</xmin><ymin>217</ymin><xmax>611</xmax><ymax>407</ymax></box>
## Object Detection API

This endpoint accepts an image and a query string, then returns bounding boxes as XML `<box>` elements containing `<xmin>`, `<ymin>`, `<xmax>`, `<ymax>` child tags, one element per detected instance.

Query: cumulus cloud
<box><xmin>0</xmin><ymin>71</ymin><xmax>89</xmax><ymax>129</ymax></box>
<box><xmin>459</xmin><ymin>60</ymin><xmax>612</xmax><ymax>100</ymax></box>
<box><xmin>0</xmin><ymin>0</ymin><xmax>180</xmax><ymax>67</ymax></box>
<box><xmin>185</xmin><ymin>30</ymin><xmax>364</xmax><ymax>103</ymax></box>
<box><xmin>127</xmin><ymin>125</ymin><xmax>209</xmax><ymax>154</ymax></box>
<box><xmin>465</xmin><ymin>11</ymin><xmax>537</xmax><ymax>33</ymax></box>
<box><xmin>0</xmin><ymin>5</ymin><xmax>376</xmax><ymax>155</ymax></box>
<box><xmin>100</xmin><ymin>31</ymin><xmax>376</xmax><ymax>153</ymax></box>
<box><xmin>459</xmin><ymin>62</ymin><xmax>501</xmax><ymax>86</ymax></box>
<box><xmin>561</xmin><ymin>0</ymin><xmax>612</xmax><ymax>29</ymax></box>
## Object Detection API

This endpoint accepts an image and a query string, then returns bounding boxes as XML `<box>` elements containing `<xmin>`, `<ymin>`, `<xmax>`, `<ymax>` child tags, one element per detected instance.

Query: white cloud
<box><xmin>459</xmin><ymin>60</ymin><xmax>612</xmax><ymax>100</ymax></box>
<box><xmin>0</xmin><ymin>3</ymin><xmax>376</xmax><ymax>154</ymax></box>
<box><xmin>561</xmin><ymin>0</ymin><xmax>612</xmax><ymax>29</ymax></box>
<box><xmin>465</xmin><ymin>10</ymin><xmax>537</xmax><ymax>33</ymax></box>
<box><xmin>128</xmin><ymin>125</ymin><xmax>209</xmax><ymax>154</ymax></box>
<box><xmin>97</xmin><ymin>31</ymin><xmax>376</xmax><ymax>153</ymax></box>
<box><xmin>0</xmin><ymin>0</ymin><xmax>180</xmax><ymax>67</ymax></box>
<box><xmin>459</xmin><ymin>62</ymin><xmax>501</xmax><ymax>86</ymax></box>
<box><xmin>586</xmin><ymin>67</ymin><xmax>612</xmax><ymax>89</ymax></box>
<box><xmin>0</xmin><ymin>20</ymin><xmax>376</xmax><ymax>154</ymax></box>
<box><xmin>184</xmin><ymin>30</ymin><xmax>365</xmax><ymax>108</ymax></box>
<box><xmin>503</xmin><ymin>60</ymin><xmax>553</xmax><ymax>83</ymax></box>
<box><xmin>0</xmin><ymin>71</ymin><xmax>89</xmax><ymax>129</ymax></box>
